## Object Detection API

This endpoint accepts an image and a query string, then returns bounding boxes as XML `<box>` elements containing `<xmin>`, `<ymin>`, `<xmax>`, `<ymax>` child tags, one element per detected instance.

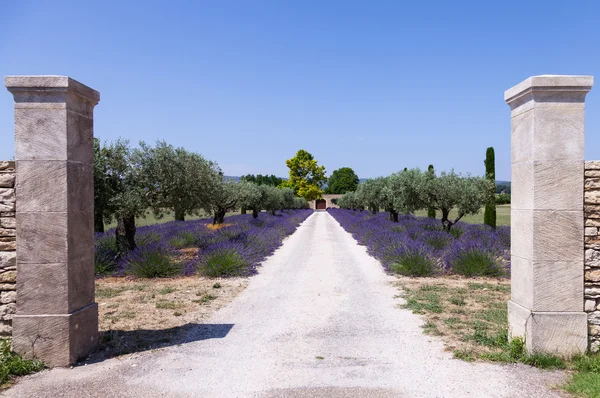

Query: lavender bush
<box><xmin>95</xmin><ymin>209</ymin><xmax>313</xmax><ymax>278</ymax></box>
<box><xmin>328</xmin><ymin>208</ymin><xmax>509</xmax><ymax>277</ymax></box>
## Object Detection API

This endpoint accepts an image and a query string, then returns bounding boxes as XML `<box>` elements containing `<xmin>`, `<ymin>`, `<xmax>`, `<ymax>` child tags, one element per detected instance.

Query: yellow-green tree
<box><xmin>281</xmin><ymin>149</ymin><xmax>327</xmax><ymax>201</ymax></box>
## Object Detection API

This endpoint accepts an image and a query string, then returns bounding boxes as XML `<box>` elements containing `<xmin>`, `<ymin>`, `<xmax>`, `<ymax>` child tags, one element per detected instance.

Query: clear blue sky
<box><xmin>1</xmin><ymin>1</ymin><xmax>599</xmax><ymax>181</ymax></box>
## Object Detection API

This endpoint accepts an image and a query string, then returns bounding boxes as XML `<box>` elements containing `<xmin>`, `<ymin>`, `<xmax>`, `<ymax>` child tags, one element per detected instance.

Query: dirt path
<box><xmin>4</xmin><ymin>212</ymin><xmax>565</xmax><ymax>397</ymax></box>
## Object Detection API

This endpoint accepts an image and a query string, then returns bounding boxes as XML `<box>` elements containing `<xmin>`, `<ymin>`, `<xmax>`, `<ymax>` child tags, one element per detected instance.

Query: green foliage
<box><xmin>281</xmin><ymin>149</ymin><xmax>327</xmax><ymax>201</ymax></box>
<box><xmin>388</xmin><ymin>169</ymin><xmax>428</xmax><ymax>214</ymax></box>
<box><xmin>96</xmin><ymin>139</ymin><xmax>147</xmax><ymax>223</ymax></box>
<box><xmin>127</xmin><ymin>250</ymin><xmax>182</xmax><ymax>278</ymax></box>
<box><xmin>483</xmin><ymin>147</ymin><xmax>497</xmax><ymax>229</ymax></box>
<box><xmin>427</xmin><ymin>165</ymin><xmax>436</xmax><ymax>218</ymax></box>
<box><xmin>325</xmin><ymin>167</ymin><xmax>359</xmax><ymax>194</ymax></box>
<box><xmin>390</xmin><ymin>253</ymin><xmax>436</xmax><ymax>276</ymax></box>
<box><xmin>205</xmin><ymin>179</ymin><xmax>256</xmax><ymax>224</ymax></box>
<box><xmin>451</xmin><ymin>249</ymin><xmax>504</xmax><ymax>277</ymax></box>
<box><xmin>260</xmin><ymin>185</ymin><xmax>284</xmax><ymax>215</ymax></box>
<box><xmin>94</xmin><ymin>235</ymin><xmax>118</xmax><ymax>275</ymax></box>
<box><xmin>135</xmin><ymin>141</ymin><xmax>218</xmax><ymax>221</ymax></box>
<box><xmin>425</xmin><ymin>171</ymin><xmax>490</xmax><ymax>231</ymax></box>
<box><xmin>240</xmin><ymin>174</ymin><xmax>283</xmax><ymax>187</ymax></box>
<box><xmin>168</xmin><ymin>232</ymin><xmax>197</xmax><ymax>249</ymax></box>
<box><xmin>0</xmin><ymin>339</ymin><xmax>44</xmax><ymax>386</ymax></box>
<box><xmin>496</xmin><ymin>193</ymin><xmax>511</xmax><ymax>205</ymax></box>
<box><xmin>355</xmin><ymin>177</ymin><xmax>387</xmax><ymax>214</ymax></box>
<box><xmin>198</xmin><ymin>249</ymin><xmax>248</xmax><ymax>277</ymax></box>
<box><xmin>280</xmin><ymin>187</ymin><xmax>296</xmax><ymax>210</ymax></box>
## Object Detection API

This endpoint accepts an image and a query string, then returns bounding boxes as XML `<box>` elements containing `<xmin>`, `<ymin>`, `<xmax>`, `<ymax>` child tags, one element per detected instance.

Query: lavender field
<box><xmin>95</xmin><ymin>209</ymin><xmax>313</xmax><ymax>278</ymax></box>
<box><xmin>328</xmin><ymin>208</ymin><xmax>510</xmax><ymax>277</ymax></box>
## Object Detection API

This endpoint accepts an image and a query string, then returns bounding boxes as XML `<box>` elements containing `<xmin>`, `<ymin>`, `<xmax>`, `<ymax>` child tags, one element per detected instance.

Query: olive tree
<box><xmin>387</xmin><ymin>169</ymin><xmax>427</xmax><ymax>221</ymax></box>
<box><xmin>95</xmin><ymin>139</ymin><xmax>147</xmax><ymax>255</ymax></box>
<box><xmin>261</xmin><ymin>185</ymin><xmax>284</xmax><ymax>215</ymax></box>
<box><xmin>356</xmin><ymin>178</ymin><xmax>386</xmax><ymax>214</ymax></box>
<box><xmin>205</xmin><ymin>178</ymin><xmax>256</xmax><ymax>224</ymax></box>
<box><xmin>239</xmin><ymin>182</ymin><xmax>262</xmax><ymax>218</ymax></box>
<box><xmin>293</xmin><ymin>197</ymin><xmax>309</xmax><ymax>209</ymax></box>
<box><xmin>424</xmin><ymin>171</ymin><xmax>490</xmax><ymax>231</ymax></box>
<box><xmin>280</xmin><ymin>187</ymin><xmax>296</xmax><ymax>210</ymax></box>
<box><xmin>135</xmin><ymin>140</ymin><xmax>217</xmax><ymax>221</ymax></box>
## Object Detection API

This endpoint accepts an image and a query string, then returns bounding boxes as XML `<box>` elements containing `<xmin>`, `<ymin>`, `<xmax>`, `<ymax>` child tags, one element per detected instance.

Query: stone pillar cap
<box><xmin>505</xmin><ymin>75</ymin><xmax>593</xmax><ymax>104</ymax></box>
<box><xmin>5</xmin><ymin>75</ymin><xmax>100</xmax><ymax>104</ymax></box>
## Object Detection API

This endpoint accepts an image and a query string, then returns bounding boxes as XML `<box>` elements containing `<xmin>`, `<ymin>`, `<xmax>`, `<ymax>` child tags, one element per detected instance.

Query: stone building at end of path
<box><xmin>309</xmin><ymin>194</ymin><xmax>342</xmax><ymax>210</ymax></box>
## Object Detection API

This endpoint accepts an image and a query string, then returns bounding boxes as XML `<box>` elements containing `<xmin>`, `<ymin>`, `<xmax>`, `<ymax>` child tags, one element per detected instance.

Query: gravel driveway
<box><xmin>4</xmin><ymin>211</ymin><xmax>566</xmax><ymax>397</ymax></box>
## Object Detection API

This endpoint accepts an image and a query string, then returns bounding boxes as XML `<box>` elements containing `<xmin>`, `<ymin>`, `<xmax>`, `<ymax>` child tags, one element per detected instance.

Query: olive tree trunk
<box><xmin>116</xmin><ymin>215</ymin><xmax>136</xmax><ymax>255</ymax></box>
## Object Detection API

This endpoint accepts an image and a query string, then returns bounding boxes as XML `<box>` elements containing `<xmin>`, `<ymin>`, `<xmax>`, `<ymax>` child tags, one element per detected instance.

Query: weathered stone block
<box><xmin>0</xmin><ymin>252</ymin><xmax>16</xmax><ymax>269</ymax></box>
<box><xmin>0</xmin><ymin>173</ymin><xmax>15</xmax><ymax>188</ymax></box>
<box><xmin>586</xmin><ymin>161</ymin><xmax>600</xmax><ymax>170</ymax></box>
<box><xmin>0</xmin><ymin>188</ymin><xmax>15</xmax><ymax>202</ymax></box>
<box><xmin>0</xmin><ymin>203</ymin><xmax>15</xmax><ymax>213</ymax></box>
<box><xmin>0</xmin><ymin>240</ymin><xmax>15</xmax><ymax>251</ymax></box>
<box><xmin>511</xmin><ymin>111</ymin><xmax>534</xmax><ymax>164</ymax></box>
<box><xmin>586</xmin><ymin>269</ymin><xmax>600</xmax><ymax>282</ymax></box>
<box><xmin>16</xmin><ymin>212</ymin><xmax>67</xmax><ymax>264</ymax></box>
<box><xmin>12</xmin><ymin>303</ymin><xmax>98</xmax><ymax>367</ymax></box>
<box><xmin>585</xmin><ymin>178</ymin><xmax>600</xmax><ymax>189</ymax></box>
<box><xmin>532</xmin><ymin>261</ymin><xmax>583</xmax><ymax>312</ymax></box>
<box><xmin>586</xmin><ymin>170</ymin><xmax>600</xmax><ymax>178</ymax></box>
<box><xmin>0</xmin><ymin>303</ymin><xmax>16</xmax><ymax>318</ymax></box>
<box><xmin>511</xmin><ymin>208</ymin><xmax>533</xmax><ymax>260</ymax></box>
<box><xmin>16</xmin><ymin>160</ymin><xmax>67</xmax><ymax>212</ymax></box>
<box><xmin>586</xmin><ymin>286</ymin><xmax>600</xmax><ymax>298</ymax></box>
<box><xmin>0</xmin><ymin>291</ymin><xmax>16</xmax><ymax>305</ymax></box>
<box><xmin>0</xmin><ymin>271</ymin><xmax>16</xmax><ymax>283</ymax></box>
<box><xmin>511</xmin><ymin>256</ymin><xmax>533</xmax><ymax>309</ymax></box>
<box><xmin>16</xmin><ymin>263</ymin><xmax>69</xmax><ymax>314</ymax></box>
<box><xmin>0</xmin><ymin>320</ymin><xmax>11</xmax><ymax>335</ymax></box>
<box><xmin>532</xmin><ymin>107</ymin><xmax>585</xmax><ymax>161</ymax></box>
<box><xmin>0</xmin><ymin>161</ymin><xmax>15</xmax><ymax>171</ymax></box>
<box><xmin>585</xmin><ymin>190</ymin><xmax>600</xmax><ymax>204</ymax></box>
<box><xmin>0</xmin><ymin>228</ymin><xmax>16</xmax><ymax>237</ymax></box>
<box><xmin>586</xmin><ymin>299</ymin><xmax>597</xmax><ymax>312</ymax></box>
<box><xmin>586</xmin><ymin>218</ymin><xmax>600</xmax><ymax>226</ymax></box>
<box><xmin>14</xmin><ymin>108</ymin><xmax>68</xmax><ymax>161</ymax></box>
<box><xmin>0</xmin><ymin>218</ymin><xmax>15</xmax><ymax>229</ymax></box>
<box><xmin>586</xmin><ymin>227</ymin><xmax>598</xmax><ymax>236</ymax></box>
<box><xmin>0</xmin><ymin>284</ymin><xmax>16</xmax><ymax>291</ymax></box>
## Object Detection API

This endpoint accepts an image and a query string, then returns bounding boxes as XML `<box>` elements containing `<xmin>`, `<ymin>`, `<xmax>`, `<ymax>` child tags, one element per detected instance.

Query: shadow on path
<box><xmin>83</xmin><ymin>323</ymin><xmax>234</xmax><ymax>365</ymax></box>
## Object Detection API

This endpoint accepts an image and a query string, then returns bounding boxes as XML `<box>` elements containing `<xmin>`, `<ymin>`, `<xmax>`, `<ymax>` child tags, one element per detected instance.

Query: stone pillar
<box><xmin>5</xmin><ymin>76</ymin><xmax>99</xmax><ymax>366</ymax></box>
<box><xmin>505</xmin><ymin>75</ymin><xmax>593</xmax><ymax>356</ymax></box>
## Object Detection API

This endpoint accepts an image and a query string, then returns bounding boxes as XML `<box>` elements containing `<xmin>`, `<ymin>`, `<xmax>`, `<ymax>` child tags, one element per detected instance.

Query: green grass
<box><xmin>414</xmin><ymin>204</ymin><xmax>510</xmax><ymax>226</ymax></box>
<box><xmin>155</xmin><ymin>300</ymin><xmax>185</xmax><ymax>310</ymax></box>
<box><xmin>105</xmin><ymin>209</ymin><xmax>242</xmax><ymax>229</ymax></box>
<box><xmin>0</xmin><ymin>339</ymin><xmax>44</xmax><ymax>386</ymax></box>
<box><xmin>399</xmin><ymin>280</ymin><xmax>600</xmax><ymax>397</ymax></box>
<box><xmin>158</xmin><ymin>287</ymin><xmax>175</xmax><ymax>295</ymax></box>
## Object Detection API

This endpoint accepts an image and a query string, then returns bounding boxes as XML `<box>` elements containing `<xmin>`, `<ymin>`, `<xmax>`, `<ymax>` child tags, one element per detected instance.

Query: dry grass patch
<box><xmin>395</xmin><ymin>275</ymin><xmax>511</xmax><ymax>359</ymax></box>
<box><xmin>94</xmin><ymin>276</ymin><xmax>247</xmax><ymax>358</ymax></box>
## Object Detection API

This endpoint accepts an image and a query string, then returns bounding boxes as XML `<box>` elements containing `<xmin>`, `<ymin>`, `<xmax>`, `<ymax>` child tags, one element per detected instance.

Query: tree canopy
<box><xmin>280</xmin><ymin>149</ymin><xmax>327</xmax><ymax>201</ymax></box>
<box><xmin>240</xmin><ymin>174</ymin><xmax>283</xmax><ymax>187</ymax></box>
<box><xmin>325</xmin><ymin>167</ymin><xmax>359</xmax><ymax>194</ymax></box>
<box><xmin>135</xmin><ymin>140</ymin><xmax>217</xmax><ymax>221</ymax></box>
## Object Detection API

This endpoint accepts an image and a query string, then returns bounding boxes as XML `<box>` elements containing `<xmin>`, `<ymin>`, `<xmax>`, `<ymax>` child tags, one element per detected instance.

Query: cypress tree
<box><xmin>427</xmin><ymin>164</ymin><xmax>436</xmax><ymax>218</ymax></box>
<box><xmin>483</xmin><ymin>147</ymin><xmax>497</xmax><ymax>228</ymax></box>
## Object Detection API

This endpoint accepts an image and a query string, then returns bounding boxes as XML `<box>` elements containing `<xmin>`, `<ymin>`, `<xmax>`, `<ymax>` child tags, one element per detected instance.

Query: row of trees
<box><xmin>336</xmin><ymin>168</ymin><xmax>494</xmax><ymax>231</ymax></box>
<box><xmin>94</xmin><ymin>139</ymin><xmax>308</xmax><ymax>256</ymax></box>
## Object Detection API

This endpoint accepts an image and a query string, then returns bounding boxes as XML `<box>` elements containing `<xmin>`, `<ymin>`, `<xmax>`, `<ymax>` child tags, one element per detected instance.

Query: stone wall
<box><xmin>584</xmin><ymin>161</ymin><xmax>600</xmax><ymax>352</ymax></box>
<box><xmin>309</xmin><ymin>194</ymin><xmax>342</xmax><ymax>209</ymax></box>
<box><xmin>0</xmin><ymin>161</ymin><xmax>16</xmax><ymax>335</ymax></box>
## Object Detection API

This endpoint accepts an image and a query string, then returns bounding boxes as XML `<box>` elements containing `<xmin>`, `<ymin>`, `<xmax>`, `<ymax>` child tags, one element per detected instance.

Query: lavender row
<box><xmin>95</xmin><ymin>210</ymin><xmax>313</xmax><ymax>278</ymax></box>
<box><xmin>328</xmin><ymin>208</ymin><xmax>510</xmax><ymax>277</ymax></box>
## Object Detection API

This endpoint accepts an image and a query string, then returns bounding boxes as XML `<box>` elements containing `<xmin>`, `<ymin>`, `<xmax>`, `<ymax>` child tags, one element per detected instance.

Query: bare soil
<box><xmin>93</xmin><ymin>276</ymin><xmax>248</xmax><ymax>360</ymax></box>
